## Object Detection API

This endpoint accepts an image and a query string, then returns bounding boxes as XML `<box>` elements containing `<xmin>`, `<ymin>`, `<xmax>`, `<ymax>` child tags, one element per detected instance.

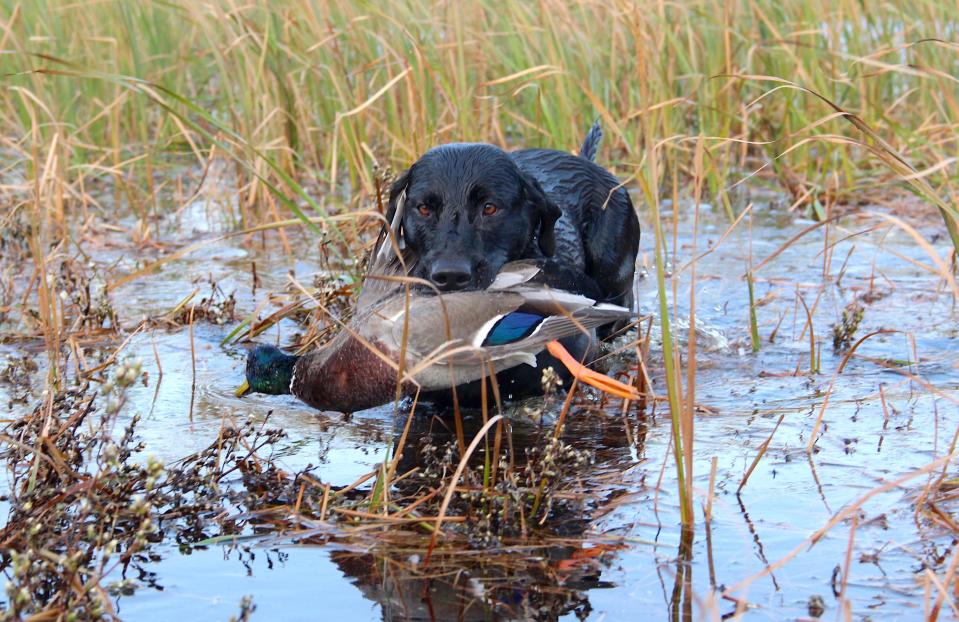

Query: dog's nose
<box><xmin>430</xmin><ymin>259</ymin><xmax>472</xmax><ymax>291</ymax></box>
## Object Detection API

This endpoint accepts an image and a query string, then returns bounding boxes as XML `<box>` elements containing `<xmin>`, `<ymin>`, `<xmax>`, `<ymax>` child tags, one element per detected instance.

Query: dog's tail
<box><xmin>578</xmin><ymin>120</ymin><xmax>603</xmax><ymax>161</ymax></box>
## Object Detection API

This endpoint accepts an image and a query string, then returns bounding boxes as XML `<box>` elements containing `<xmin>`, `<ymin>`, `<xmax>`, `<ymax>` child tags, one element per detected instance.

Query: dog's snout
<box><xmin>430</xmin><ymin>258</ymin><xmax>472</xmax><ymax>291</ymax></box>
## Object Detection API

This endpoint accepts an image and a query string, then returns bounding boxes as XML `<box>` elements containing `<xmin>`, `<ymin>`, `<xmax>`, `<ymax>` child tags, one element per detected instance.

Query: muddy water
<box><xmin>5</xmin><ymin>198</ymin><xmax>958</xmax><ymax>621</ymax></box>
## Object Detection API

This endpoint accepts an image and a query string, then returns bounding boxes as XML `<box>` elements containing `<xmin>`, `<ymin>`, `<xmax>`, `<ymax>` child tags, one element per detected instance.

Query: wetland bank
<box><xmin>2</xmin><ymin>1</ymin><xmax>959</xmax><ymax>620</ymax></box>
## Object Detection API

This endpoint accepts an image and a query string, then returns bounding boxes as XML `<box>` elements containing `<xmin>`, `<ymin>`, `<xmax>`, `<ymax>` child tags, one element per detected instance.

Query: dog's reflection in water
<box><xmin>329</xmin><ymin>403</ymin><xmax>642</xmax><ymax>622</ymax></box>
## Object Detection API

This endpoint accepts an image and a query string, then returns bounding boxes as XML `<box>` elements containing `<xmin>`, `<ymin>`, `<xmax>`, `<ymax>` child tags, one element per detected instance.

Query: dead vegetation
<box><xmin>167</xmin><ymin>281</ymin><xmax>237</xmax><ymax>327</ymax></box>
<box><xmin>0</xmin><ymin>356</ymin><xmax>37</xmax><ymax>407</ymax></box>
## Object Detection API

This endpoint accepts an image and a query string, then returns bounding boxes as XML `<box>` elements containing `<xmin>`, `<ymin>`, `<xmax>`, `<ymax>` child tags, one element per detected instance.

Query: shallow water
<box><xmin>3</xmin><ymin>197</ymin><xmax>958</xmax><ymax>621</ymax></box>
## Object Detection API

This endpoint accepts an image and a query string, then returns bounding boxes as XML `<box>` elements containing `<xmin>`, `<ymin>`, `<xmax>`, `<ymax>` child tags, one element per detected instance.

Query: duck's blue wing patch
<box><xmin>482</xmin><ymin>312</ymin><xmax>545</xmax><ymax>346</ymax></box>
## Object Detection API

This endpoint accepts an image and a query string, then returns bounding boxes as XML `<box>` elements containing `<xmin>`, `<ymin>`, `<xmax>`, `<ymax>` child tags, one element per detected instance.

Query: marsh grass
<box><xmin>4</xmin><ymin>1</ymin><xmax>959</xmax><ymax>220</ymax></box>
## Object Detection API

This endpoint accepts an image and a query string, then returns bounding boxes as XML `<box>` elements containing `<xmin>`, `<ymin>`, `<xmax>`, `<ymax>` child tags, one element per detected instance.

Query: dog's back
<box><xmin>509</xmin><ymin>125</ymin><xmax>639</xmax><ymax>309</ymax></box>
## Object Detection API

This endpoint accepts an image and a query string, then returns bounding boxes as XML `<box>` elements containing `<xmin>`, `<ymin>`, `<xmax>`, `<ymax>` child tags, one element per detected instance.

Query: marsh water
<box><xmin>3</xmin><ymin>195</ymin><xmax>958</xmax><ymax>621</ymax></box>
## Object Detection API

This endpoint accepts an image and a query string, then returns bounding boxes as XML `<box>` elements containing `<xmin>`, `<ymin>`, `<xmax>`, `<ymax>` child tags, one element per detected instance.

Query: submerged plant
<box><xmin>832</xmin><ymin>302</ymin><xmax>865</xmax><ymax>354</ymax></box>
<box><xmin>414</xmin><ymin>433</ymin><xmax>594</xmax><ymax>547</ymax></box>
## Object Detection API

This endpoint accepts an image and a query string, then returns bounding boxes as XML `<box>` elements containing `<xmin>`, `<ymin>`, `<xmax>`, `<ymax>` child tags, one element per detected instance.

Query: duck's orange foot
<box><xmin>546</xmin><ymin>340</ymin><xmax>640</xmax><ymax>401</ymax></box>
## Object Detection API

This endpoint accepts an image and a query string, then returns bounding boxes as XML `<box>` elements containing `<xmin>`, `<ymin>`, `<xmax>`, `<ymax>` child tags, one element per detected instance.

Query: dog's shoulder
<box><xmin>509</xmin><ymin>148</ymin><xmax>623</xmax><ymax>208</ymax></box>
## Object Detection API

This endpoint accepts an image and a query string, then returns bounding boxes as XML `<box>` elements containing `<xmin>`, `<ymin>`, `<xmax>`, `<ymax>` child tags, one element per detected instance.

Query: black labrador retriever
<box><xmin>385</xmin><ymin>123</ymin><xmax>640</xmax><ymax>402</ymax></box>
<box><xmin>386</xmin><ymin>123</ymin><xmax>640</xmax><ymax>309</ymax></box>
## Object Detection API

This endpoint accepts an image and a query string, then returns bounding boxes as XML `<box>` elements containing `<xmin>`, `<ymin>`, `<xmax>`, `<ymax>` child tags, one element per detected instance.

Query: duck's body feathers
<box><xmin>247</xmin><ymin>260</ymin><xmax>633</xmax><ymax>413</ymax></box>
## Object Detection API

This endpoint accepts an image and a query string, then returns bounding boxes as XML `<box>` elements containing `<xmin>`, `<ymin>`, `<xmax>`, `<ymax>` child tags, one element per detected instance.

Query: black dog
<box><xmin>386</xmin><ymin>123</ymin><xmax>639</xmax><ymax>308</ymax></box>
<box><xmin>384</xmin><ymin>123</ymin><xmax>639</xmax><ymax>403</ymax></box>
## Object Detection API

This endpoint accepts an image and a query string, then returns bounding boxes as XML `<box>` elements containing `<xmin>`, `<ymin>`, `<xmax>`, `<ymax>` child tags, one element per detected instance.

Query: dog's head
<box><xmin>387</xmin><ymin>143</ymin><xmax>561</xmax><ymax>291</ymax></box>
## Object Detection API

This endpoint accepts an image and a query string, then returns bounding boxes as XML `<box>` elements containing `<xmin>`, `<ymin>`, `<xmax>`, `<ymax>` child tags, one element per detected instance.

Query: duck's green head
<box><xmin>235</xmin><ymin>344</ymin><xmax>298</xmax><ymax>397</ymax></box>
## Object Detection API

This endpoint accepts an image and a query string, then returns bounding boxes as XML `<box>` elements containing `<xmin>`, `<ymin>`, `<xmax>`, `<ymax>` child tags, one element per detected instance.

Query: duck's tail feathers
<box><xmin>579</xmin><ymin>120</ymin><xmax>603</xmax><ymax>161</ymax></box>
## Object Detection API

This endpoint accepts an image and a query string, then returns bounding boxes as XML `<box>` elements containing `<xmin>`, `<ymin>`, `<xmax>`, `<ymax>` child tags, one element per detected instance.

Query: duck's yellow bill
<box><xmin>235</xmin><ymin>379</ymin><xmax>251</xmax><ymax>397</ymax></box>
<box><xmin>546</xmin><ymin>340</ymin><xmax>640</xmax><ymax>401</ymax></box>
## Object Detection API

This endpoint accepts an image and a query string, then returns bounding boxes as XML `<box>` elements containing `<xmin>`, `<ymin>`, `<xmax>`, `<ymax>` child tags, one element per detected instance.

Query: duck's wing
<box><xmin>490</xmin><ymin>259</ymin><xmax>605</xmax><ymax>300</ymax></box>
<box><xmin>370</xmin><ymin>188</ymin><xmax>408</xmax><ymax>272</ymax></box>
<box><xmin>382</xmin><ymin>291</ymin><xmax>527</xmax><ymax>357</ymax></box>
<box><xmin>356</xmin><ymin>249</ymin><xmax>418</xmax><ymax>311</ymax></box>
<box><xmin>381</xmin><ymin>289</ymin><xmax>631</xmax><ymax>367</ymax></box>
<box><xmin>476</xmin><ymin>300</ymin><xmax>630</xmax><ymax>363</ymax></box>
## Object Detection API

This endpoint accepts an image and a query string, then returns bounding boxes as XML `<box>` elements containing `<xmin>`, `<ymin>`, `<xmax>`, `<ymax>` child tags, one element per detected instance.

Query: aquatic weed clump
<box><xmin>414</xmin><ymin>430</ymin><xmax>594</xmax><ymax>547</ymax></box>
<box><xmin>521</xmin><ymin>436</ymin><xmax>595</xmax><ymax>523</ymax></box>
<box><xmin>831</xmin><ymin>301</ymin><xmax>865</xmax><ymax>353</ymax></box>
<box><xmin>0</xmin><ymin>357</ymin><xmax>293</xmax><ymax>619</ymax></box>
<box><xmin>165</xmin><ymin>418</ymin><xmax>292</xmax><ymax>545</ymax></box>
<box><xmin>0</xmin><ymin>360</ymin><xmax>161</xmax><ymax>620</ymax></box>
<box><xmin>55</xmin><ymin>257</ymin><xmax>118</xmax><ymax>332</ymax></box>
<box><xmin>169</xmin><ymin>279</ymin><xmax>238</xmax><ymax>326</ymax></box>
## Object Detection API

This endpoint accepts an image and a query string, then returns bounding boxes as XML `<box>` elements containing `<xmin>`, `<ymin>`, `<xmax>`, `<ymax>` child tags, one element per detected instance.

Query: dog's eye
<box><xmin>482</xmin><ymin>203</ymin><xmax>498</xmax><ymax>216</ymax></box>
<box><xmin>415</xmin><ymin>204</ymin><xmax>431</xmax><ymax>217</ymax></box>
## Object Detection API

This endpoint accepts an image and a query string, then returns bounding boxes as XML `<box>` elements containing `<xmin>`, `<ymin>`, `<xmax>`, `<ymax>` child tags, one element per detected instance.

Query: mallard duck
<box><xmin>236</xmin><ymin>260</ymin><xmax>638</xmax><ymax>413</ymax></box>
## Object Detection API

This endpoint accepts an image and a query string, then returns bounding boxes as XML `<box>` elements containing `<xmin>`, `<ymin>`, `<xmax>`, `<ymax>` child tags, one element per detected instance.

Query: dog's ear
<box><xmin>386</xmin><ymin>168</ymin><xmax>412</xmax><ymax>227</ymax></box>
<box><xmin>522</xmin><ymin>174</ymin><xmax>561</xmax><ymax>256</ymax></box>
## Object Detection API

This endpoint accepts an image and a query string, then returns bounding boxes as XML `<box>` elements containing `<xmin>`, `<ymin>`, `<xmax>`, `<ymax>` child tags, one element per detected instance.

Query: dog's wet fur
<box><xmin>387</xmin><ymin>123</ymin><xmax>639</xmax><ymax>308</ymax></box>
<box><xmin>385</xmin><ymin>123</ymin><xmax>640</xmax><ymax>403</ymax></box>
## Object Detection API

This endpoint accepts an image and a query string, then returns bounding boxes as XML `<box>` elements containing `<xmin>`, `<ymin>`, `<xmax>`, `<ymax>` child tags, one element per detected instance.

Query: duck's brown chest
<box><xmin>292</xmin><ymin>336</ymin><xmax>411</xmax><ymax>413</ymax></box>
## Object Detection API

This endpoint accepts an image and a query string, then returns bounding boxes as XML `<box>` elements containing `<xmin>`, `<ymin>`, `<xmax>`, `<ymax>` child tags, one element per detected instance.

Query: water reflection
<box><xmin>321</xmin><ymin>405</ymin><xmax>640</xmax><ymax>622</ymax></box>
<box><xmin>667</xmin><ymin>527</ymin><xmax>694</xmax><ymax>622</ymax></box>
<box><xmin>329</xmin><ymin>546</ymin><xmax>601</xmax><ymax>621</ymax></box>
